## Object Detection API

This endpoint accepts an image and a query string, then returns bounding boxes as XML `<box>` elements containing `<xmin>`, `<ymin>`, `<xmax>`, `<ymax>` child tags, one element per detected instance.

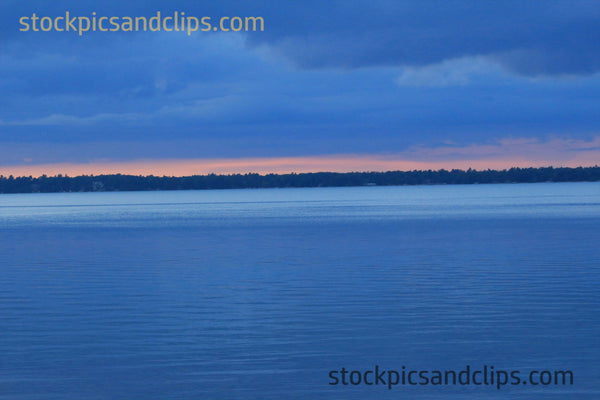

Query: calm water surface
<box><xmin>1</xmin><ymin>183</ymin><xmax>599</xmax><ymax>399</ymax></box>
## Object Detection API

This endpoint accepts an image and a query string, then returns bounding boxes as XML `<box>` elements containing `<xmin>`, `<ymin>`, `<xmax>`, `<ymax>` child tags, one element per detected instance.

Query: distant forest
<box><xmin>1</xmin><ymin>166</ymin><xmax>599</xmax><ymax>194</ymax></box>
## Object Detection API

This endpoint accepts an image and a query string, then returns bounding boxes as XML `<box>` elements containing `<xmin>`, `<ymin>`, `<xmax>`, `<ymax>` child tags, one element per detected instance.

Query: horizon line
<box><xmin>3</xmin><ymin>136</ymin><xmax>600</xmax><ymax>177</ymax></box>
<box><xmin>2</xmin><ymin>164</ymin><xmax>599</xmax><ymax>180</ymax></box>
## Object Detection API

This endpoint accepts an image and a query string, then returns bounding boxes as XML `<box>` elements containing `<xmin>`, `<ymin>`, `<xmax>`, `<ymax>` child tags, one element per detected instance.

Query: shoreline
<box><xmin>1</xmin><ymin>166</ymin><xmax>599</xmax><ymax>194</ymax></box>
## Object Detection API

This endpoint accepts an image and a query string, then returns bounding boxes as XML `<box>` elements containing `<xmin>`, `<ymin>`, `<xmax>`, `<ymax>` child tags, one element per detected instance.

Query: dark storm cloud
<box><xmin>253</xmin><ymin>0</ymin><xmax>600</xmax><ymax>76</ymax></box>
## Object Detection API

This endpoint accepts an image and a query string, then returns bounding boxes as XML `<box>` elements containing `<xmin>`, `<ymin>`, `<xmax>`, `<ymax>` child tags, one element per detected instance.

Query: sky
<box><xmin>1</xmin><ymin>0</ymin><xmax>600</xmax><ymax>176</ymax></box>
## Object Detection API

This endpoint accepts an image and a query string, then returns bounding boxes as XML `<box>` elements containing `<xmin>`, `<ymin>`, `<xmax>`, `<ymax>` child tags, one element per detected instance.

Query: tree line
<box><xmin>0</xmin><ymin>166</ymin><xmax>599</xmax><ymax>194</ymax></box>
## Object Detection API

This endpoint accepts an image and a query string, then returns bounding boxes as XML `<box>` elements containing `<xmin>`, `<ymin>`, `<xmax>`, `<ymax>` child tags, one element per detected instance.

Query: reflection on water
<box><xmin>1</xmin><ymin>183</ymin><xmax>599</xmax><ymax>399</ymax></box>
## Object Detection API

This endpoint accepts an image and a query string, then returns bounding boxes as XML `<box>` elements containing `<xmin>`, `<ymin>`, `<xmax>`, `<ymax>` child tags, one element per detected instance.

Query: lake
<box><xmin>1</xmin><ymin>182</ymin><xmax>599</xmax><ymax>399</ymax></box>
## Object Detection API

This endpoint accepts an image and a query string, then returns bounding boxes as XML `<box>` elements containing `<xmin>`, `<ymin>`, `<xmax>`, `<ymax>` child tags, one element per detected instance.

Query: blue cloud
<box><xmin>1</xmin><ymin>1</ymin><xmax>600</xmax><ymax>168</ymax></box>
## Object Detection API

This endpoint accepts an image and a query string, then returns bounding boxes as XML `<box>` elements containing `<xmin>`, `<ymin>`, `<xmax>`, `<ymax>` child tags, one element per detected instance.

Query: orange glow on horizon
<box><xmin>1</xmin><ymin>154</ymin><xmax>598</xmax><ymax>178</ymax></box>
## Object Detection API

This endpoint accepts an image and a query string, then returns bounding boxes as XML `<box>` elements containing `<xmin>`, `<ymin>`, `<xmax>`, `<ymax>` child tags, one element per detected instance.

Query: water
<box><xmin>1</xmin><ymin>183</ymin><xmax>599</xmax><ymax>399</ymax></box>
